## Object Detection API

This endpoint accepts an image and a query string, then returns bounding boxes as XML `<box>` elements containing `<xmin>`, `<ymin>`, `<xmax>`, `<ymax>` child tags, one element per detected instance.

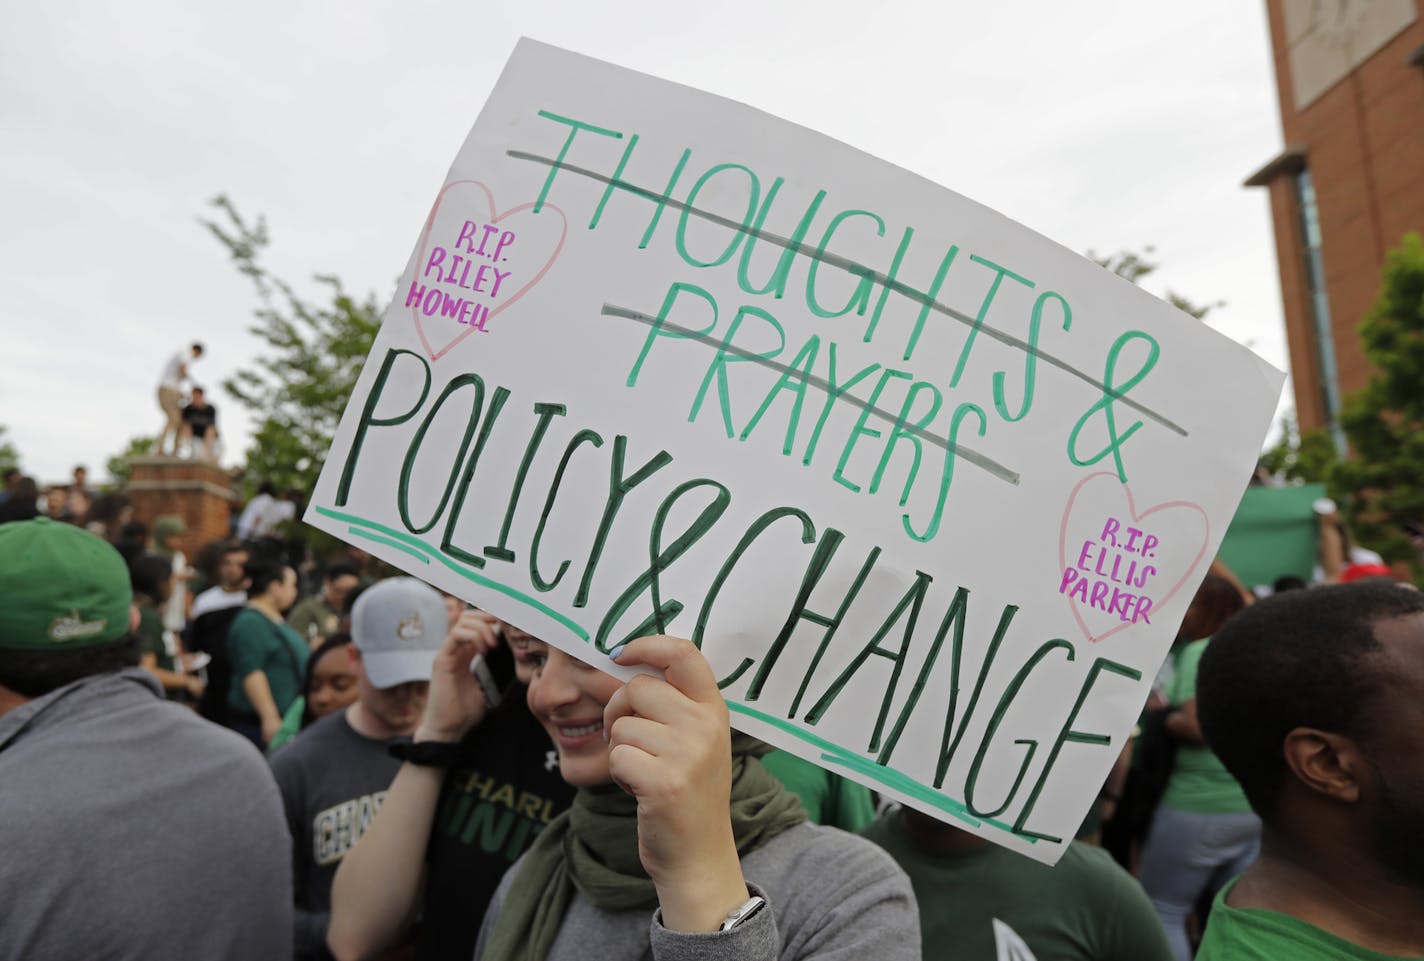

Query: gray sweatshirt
<box><xmin>474</xmin><ymin>821</ymin><xmax>921</xmax><ymax>961</ymax></box>
<box><xmin>0</xmin><ymin>669</ymin><xmax>293</xmax><ymax>961</ymax></box>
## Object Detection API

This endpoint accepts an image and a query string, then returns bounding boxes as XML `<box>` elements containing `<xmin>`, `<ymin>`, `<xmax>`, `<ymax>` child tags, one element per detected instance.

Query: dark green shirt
<box><xmin>134</xmin><ymin>602</ymin><xmax>172</xmax><ymax>673</ymax></box>
<box><xmin>1198</xmin><ymin>879</ymin><xmax>1424</xmax><ymax>960</ymax></box>
<box><xmin>761</xmin><ymin>750</ymin><xmax>877</xmax><ymax>832</ymax></box>
<box><xmin>226</xmin><ymin>608</ymin><xmax>309</xmax><ymax>717</ymax></box>
<box><xmin>862</xmin><ymin>810</ymin><xmax>1172</xmax><ymax>961</ymax></box>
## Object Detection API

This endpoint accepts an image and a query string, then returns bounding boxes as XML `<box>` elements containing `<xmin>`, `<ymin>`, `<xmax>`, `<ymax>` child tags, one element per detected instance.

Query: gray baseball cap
<box><xmin>350</xmin><ymin>577</ymin><xmax>448</xmax><ymax>689</ymax></box>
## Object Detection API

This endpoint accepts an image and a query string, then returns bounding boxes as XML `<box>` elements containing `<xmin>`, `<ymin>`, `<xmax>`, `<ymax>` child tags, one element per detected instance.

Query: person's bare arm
<box><xmin>1165</xmin><ymin>698</ymin><xmax>1205</xmax><ymax>745</ymax></box>
<box><xmin>242</xmin><ymin>671</ymin><xmax>283</xmax><ymax>744</ymax></box>
<box><xmin>327</xmin><ymin>610</ymin><xmax>499</xmax><ymax>961</ymax></box>
<box><xmin>140</xmin><ymin>651</ymin><xmax>204</xmax><ymax>699</ymax></box>
<box><xmin>1318</xmin><ymin>514</ymin><xmax>1346</xmax><ymax>583</ymax></box>
<box><xmin>1208</xmin><ymin>556</ymin><xmax>1253</xmax><ymax>604</ymax></box>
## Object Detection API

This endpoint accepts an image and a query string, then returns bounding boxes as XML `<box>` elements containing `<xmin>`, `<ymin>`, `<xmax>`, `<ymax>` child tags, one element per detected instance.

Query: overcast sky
<box><xmin>1</xmin><ymin>1</ymin><xmax>1290</xmax><ymax>484</ymax></box>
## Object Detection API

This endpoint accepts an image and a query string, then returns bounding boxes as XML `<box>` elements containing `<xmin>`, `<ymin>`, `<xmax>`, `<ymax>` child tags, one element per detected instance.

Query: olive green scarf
<box><xmin>481</xmin><ymin>735</ymin><xmax>806</xmax><ymax>961</ymax></box>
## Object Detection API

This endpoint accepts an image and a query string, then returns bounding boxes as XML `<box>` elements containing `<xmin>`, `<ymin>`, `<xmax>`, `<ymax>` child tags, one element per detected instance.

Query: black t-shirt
<box><xmin>416</xmin><ymin>687</ymin><xmax>575</xmax><ymax>961</ymax></box>
<box><xmin>182</xmin><ymin>402</ymin><xmax>218</xmax><ymax>432</ymax></box>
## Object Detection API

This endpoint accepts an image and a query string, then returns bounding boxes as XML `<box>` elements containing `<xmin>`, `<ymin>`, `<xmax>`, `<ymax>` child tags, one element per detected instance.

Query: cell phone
<box><xmin>470</xmin><ymin>641</ymin><xmax>518</xmax><ymax>709</ymax></box>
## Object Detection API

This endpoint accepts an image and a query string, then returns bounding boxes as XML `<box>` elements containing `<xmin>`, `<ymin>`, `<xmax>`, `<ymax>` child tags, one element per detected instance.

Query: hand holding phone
<box><xmin>470</xmin><ymin>639</ymin><xmax>518</xmax><ymax>710</ymax></box>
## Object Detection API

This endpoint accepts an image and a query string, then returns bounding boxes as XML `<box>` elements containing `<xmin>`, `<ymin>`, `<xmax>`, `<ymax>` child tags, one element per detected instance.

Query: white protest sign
<box><xmin>307</xmin><ymin>39</ymin><xmax>1283</xmax><ymax>864</ymax></box>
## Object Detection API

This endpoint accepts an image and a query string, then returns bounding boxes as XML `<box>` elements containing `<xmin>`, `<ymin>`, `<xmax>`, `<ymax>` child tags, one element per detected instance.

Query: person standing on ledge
<box><xmin>156</xmin><ymin>341</ymin><xmax>203</xmax><ymax>456</ymax></box>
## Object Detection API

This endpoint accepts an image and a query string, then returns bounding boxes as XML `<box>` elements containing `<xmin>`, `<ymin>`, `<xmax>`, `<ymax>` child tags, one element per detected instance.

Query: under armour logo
<box><xmin>545</xmin><ymin>750</ymin><xmax>559</xmax><ymax>772</ymax></box>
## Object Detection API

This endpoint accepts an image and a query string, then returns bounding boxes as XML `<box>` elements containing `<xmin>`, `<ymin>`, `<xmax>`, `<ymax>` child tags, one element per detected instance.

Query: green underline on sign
<box><xmin>726</xmin><ymin>700</ymin><xmax>1034</xmax><ymax>842</ymax></box>
<box><xmin>316</xmin><ymin>506</ymin><xmax>591</xmax><ymax>641</ymax></box>
<box><xmin>348</xmin><ymin>527</ymin><xmax>430</xmax><ymax>565</ymax></box>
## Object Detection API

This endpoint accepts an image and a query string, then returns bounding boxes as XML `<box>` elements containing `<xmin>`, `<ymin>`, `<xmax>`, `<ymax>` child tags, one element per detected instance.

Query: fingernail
<box><xmin>607</xmin><ymin>644</ymin><xmax>627</xmax><ymax>663</ymax></box>
<box><xmin>601</xmin><ymin>726</ymin><xmax>609</xmax><ymax>743</ymax></box>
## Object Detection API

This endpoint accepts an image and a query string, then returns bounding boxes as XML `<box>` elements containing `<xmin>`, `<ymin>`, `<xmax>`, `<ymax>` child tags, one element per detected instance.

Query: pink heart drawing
<box><xmin>1057</xmin><ymin>471</ymin><xmax>1210</xmax><ymax>643</ymax></box>
<box><xmin>410</xmin><ymin>180</ymin><xmax>567</xmax><ymax>361</ymax></box>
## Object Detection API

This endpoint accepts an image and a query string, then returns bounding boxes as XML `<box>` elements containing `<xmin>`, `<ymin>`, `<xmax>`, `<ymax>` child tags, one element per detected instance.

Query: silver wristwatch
<box><xmin>720</xmin><ymin>895</ymin><xmax>767</xmax><ymax>932</ymax></box>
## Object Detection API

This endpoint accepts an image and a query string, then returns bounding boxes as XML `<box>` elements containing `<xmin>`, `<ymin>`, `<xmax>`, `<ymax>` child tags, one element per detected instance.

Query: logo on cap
<box><xmin>396</xmin><ymin>613</ymin><xmax>425</xmax><ymax>645</ymax></box>
<box><xmin>49</xmin><ymin>610</ymin><xmax>108</xmax><ymax>643</ymax></box>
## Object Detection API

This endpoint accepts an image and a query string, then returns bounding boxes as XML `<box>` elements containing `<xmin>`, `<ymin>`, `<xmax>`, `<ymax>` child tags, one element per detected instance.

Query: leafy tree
<box><xmin>1258</xmin><ymin>412</ymin><xmax>1337</xmax><ymax>484</ymax></box>
<box><xmin>1330</xmin><ymin>233</ymin><xmax>1424</xmax><ymax>566</ymax></box>
<box><xmin>105</xmin><ymin>435</ymin><xmax>155</xmax><ymax>489</ymax></box>
<box><xmin>0</xmin><ymin>425</ymin><xmax>20</xmax><ymax>477</ymax></box>
<box><xmin>1089</xmin><ymin>246</ymin><xmax>1224</xmax><ymax>321</ymax></box>
<box><xmin>203</xmin><ymin>196</ymin><xmax>383</xmax><ymax>496</ymax></box>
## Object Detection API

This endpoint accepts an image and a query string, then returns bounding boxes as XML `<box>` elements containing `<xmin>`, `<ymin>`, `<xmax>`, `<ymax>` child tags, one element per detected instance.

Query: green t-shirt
<box><xmin>1160</xmin><ymin>637</ymin><xmax>1252</xmax><ymax>814</ymax></box>
<box><xmin>760</xmin><ymin>750</ymin><xmax>877</xmax><ymax>832</ymax></box>
<box><xmin>862</xmin><ymin>810</ymin><xmax>1173</xmax><ymax>961</ymax></box>
<box><xmin>1198</xmin><ymin>880</ymin><xmax>1424</xmax><ymax>960</ymax></box>
<box><xmin>226</xmin><ymin>608</ymin><xmax>309</xmax><ymax>717</ymax></box>
<box><xmin>134</xmin><ymin>602</ymin><xmax>173</xmax><ymax>673</ymax></box>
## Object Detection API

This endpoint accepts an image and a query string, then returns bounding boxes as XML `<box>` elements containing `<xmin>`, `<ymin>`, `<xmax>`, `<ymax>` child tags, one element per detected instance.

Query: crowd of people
<box><xmin>2</xmin><ymin>480</ymin><xmax>1423</xmax><ymax>961</ymax></box>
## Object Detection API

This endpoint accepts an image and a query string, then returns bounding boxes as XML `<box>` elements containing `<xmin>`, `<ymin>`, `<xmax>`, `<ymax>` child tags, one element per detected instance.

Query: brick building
<box><xmin>1246</xmin><ymin>0</ymin><xmax>1424</xmax><ymax>449</ymax></box>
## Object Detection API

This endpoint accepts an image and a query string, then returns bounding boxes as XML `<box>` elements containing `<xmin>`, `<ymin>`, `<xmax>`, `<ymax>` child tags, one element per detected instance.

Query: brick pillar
<box><xmin>127</xmin><ymin>457</ymin><xmax>235</xmax><ymax>547</ymax></box>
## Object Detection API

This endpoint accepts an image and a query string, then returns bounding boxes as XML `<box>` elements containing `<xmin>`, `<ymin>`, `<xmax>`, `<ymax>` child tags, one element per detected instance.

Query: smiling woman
<box><xmin>469</xmin><ymin>634</ymin><xmax>919</xmax><ymax>961</ymax></box>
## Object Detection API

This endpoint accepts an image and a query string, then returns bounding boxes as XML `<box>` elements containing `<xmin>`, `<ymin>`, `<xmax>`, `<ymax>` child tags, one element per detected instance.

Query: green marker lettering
<box><xmin>934</xmin><ymin>599</ymin><xmax>1020</xmax><ymax>789</ymax></box>
<box><xmin>627</xmin><ymin>282</ymin><xmax>720</xmax><ymax>389</ymax></box>
<box><xmin>483</xmin><ymin>402</ymin><xmax>567</xmax><ymax>563</ymax></box>
<box><xmin>948</xmin><ymin>255</ymin><xmax>1035</xmax><ymax>388</ymax></box>
<box><xmin>693</xmin><ymin>506</ymin><xmax>815</xmax><ymax>688</ymax></box>
<box><xmin>863</xmin><ymin>226</ymin><xmax>915</xmax><ymax>346</ymax></box>
<box><xmin>833</xmin><ymin>368</ymin><xmax>913</xmax><ymax>493</ymax></box>
<box><xmin>532</xmin><ymin>110</ymin><xmax>623</xmax><ymax>214</ymax></box>
<box><xmin>869</xmin><ymin>380</ymin><xmax>943</xmax><ymax>505</ymax></box>
<box><xmin>574</xmin><ymin>436</ymin><xmax>673</xmax><ymax>608</ymax></box>
<box><xmin>963</xmin><ymin>639</ymin><xmax>1073</xmax><ymax>818</ymax></box>
<box><xmin>638</xmin><ymin>148</ymin><xmax>692</xmax><ymax>249</ymax></box>
<box><xmin>745</xmin><ymin>528</ymin><xmax>844</xmax><ymax>702</ymax></box>
<box><xmin>802</xmin><ymin>343</ymin><xmax>880</xmax><ymax>468</ymax></box>
<box><xmin>529</xmin><ymin>429</ymin><xmax>604</xmax><ymax>593</ymax></box>
<box><xmin>877</xmin><ymin>586</ymin><xmax>966</xmax><ymax>767</ymax></box>
<box><xmin>336</xmin><ymin>349</ymin><xmax>431</xmax><ymax>507</ymax></box>
<box><xmin>1013</xmin><ymin>657</ymin><xmax>1140</xmax><ymax>843</ymax></box>
<box><xmin>993</xmin><ymin>291</ymin><xmax>1071</xmax><ymax>422</ymax></box>
<box><xmin>739</xmin><ymin>335</ymin><xmax>819</xmax><ymax>455</ymax></box>
<box><xmin>806</xmin><ymin>209</ymin><xmax>885</xmax><ymax>319</ymax></box>
<box><xmin>594</xmin><ymin>478</ymin><xmax>731</xmax><ymax>652</ymax></box>
<box><xmin>1067</xmin><ymin>330</ymin><xmax>1159</xmax><ymax>483</ymax></box>
<box><xmin>439</xmin><ymin>386</ymin><xmax>512</xmax><ymax>566</ymax></box>
<box><xmin>689</xmin><ymin>305</ymin><xmax>786</xmax><ymax>439</ymax></box>
<box><xmin>588</xmin><ymin>133</ymin><xmax>640</xmax><ymax>230</ymax></box>
<box><xmin>903</xmin><ymin>401</ymin><xmax>987</xmax><ymax>543</ymax></box>
<box><xmin>784</xmin><ymin>541</ymin><xmax>881</xmax><ymax>716</ymax></box>
<box><xmin>803</xmin><ymin>570</ymin><xmax>933</xmax><ymax>757</ymax></box>
<box><xmin>738</xmin><ymin>186</ymin><xmax>828</xmax><ymax>299</ymax></box>
<box><xmin>397</xmin><ymin>374</ymin><xmax>487</xmax><ymax>536</ymax></box>
<box><xmin>675</xmin><ymin>163</ymin><xmax>761</xmax><ymax>269</ymax></box>
<box><xmin>901</xmin><ymin>243</ymin><xmax>959</xmax><ymax>363</ymax></box>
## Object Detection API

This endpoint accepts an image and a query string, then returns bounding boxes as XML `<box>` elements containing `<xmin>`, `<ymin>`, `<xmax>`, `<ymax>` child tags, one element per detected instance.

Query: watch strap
<box><xmin>388</xmin><ymin>739</ymin><xmax>464</xmax><ymax>768</ymax></box>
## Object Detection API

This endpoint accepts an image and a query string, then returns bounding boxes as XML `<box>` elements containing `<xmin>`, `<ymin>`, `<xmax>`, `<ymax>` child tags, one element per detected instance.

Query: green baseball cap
<box><xmin>0</xmin><ymin>517</ymin><xmax>133</xmax><ymax>650</ymax></box>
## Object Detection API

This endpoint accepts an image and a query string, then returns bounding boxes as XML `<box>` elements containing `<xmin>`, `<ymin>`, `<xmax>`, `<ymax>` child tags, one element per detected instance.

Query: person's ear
<box><xmin>346</xmin><ymin>645</ymin><xmax>364</xmax><ymax>673</ymax></box>
<box><xmin>1282</xmin><ymin>727</ymin><xmax>1364</xmax><ymax>804</ymax></box>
